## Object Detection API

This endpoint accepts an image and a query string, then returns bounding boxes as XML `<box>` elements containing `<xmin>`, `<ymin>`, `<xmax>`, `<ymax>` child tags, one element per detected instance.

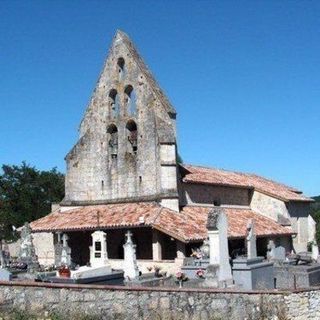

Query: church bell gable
<box><xmin>63</xmin><ymin>30</ymin><xmax>179</xmax><ymax>211</ymax></box>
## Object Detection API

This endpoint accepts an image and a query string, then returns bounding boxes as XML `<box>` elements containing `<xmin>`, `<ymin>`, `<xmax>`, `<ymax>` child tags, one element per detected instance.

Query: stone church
<box><xmin>31</xmin><ymin>30</ymin><xmax>314</xmax><ymax>271</ymax></box>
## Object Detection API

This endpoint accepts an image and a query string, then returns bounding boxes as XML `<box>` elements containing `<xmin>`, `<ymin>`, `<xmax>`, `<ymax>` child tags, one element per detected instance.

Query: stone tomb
<box><xmin>71</xmin><ymin>230</ymin><xmax>112</xmax><ymax>279</ymax></box>
<box><xmin>181</xmin><ymin>241</ymin><xmax>210</xmax><ymax>279</ymax></box>
<box><xmin>0</xmin><ymin>268</ymin><xmax>12</xmax><ymax>281</ymax></box>
<box><xmin>49</xmin><ymin>230</ymin><xmax>123</xmax><ymax>285</ymax></box>
<box><xmin>232</xmin><ymin>220</ymin><xmax>274</xmax><ymax>290</ymax></box>
<box><xmin>232</xmin><ymin>257</ymin><xmax>274</xmax><ymax>290</ymax></box>
<box><xmin>274</xmin><ymin>263</ymin><xmax>320</xmax><ymax>289</ymax></box>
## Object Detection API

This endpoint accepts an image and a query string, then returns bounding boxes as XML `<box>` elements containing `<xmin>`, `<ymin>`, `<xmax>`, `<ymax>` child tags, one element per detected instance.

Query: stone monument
<box><xmin>18</xmin><ymin>222</ymin><xmax>39</xmax><ymax>272</ymax></box>
<box><xmin>233</xmin><ymin>220</ymin><xmax>274</xmax><ymax>290</ymax></box>
<box><xmin>312</xmin><ymin>242</ymin><xmax>319</xmax><ymax>262</ymax></box>
<box><xmin>123</xmin><ymin>230</ymin><xmax>139</xmax><ymax>280</ymax></box>
<box><xmin>60</xmin><ymin>233</ymin><xmax>71</xmax><ymax>266</ymax></box>
<box><xmin>267</xmin><ymin>240</ymin><xmax>285</xmax><ymax>262</ymax></box>
<box><xmin>205</xmin><ymin>207</ymin><xmax>233</xmax><ymax>287</ymax></box>
<box><xmin>54</xmin><ymin>233</ymin><xmax>63</xmax><ymax>267</ymax></box>
<box><xmin>246</xmin><ymin>219</ymin><xmax>257</xmax><ymax>259</ymax></box>
<box><xmin>71</xmin><ymin>230</ymin><xmax>112</xmax><ymax>279</ymax></box>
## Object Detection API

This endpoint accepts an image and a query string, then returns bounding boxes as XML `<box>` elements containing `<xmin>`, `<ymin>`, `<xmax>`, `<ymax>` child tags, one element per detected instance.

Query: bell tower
<box><xmin>62</xmin><ymin>30</ymin><xmax>179</xmax><ymax>211</ymax></box>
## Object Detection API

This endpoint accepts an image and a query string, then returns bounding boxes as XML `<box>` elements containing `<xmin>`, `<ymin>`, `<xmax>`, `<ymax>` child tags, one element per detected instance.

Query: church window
<box><xmin>109</xmin><ymin>89</ymin><xmax>120</xmax><ymax>118</ymax></box>
<box><xmin>124</xmin><ymin>85</ymin><xmax>137</xmax><ymax>115</ymax></box>
<box><xmin>117</xmin><ymin>57</ymin><xmax>125</xmax><ymax>81</ymax></box>
<box><xmin>126</xmin><ymin>120</ymin><xmax>138</xmax><ymax>154</ymax></box>
<box><xmin>107</xmin><ymin>124</ymin><xmax>118</xmax><ymax>158</ymax></box>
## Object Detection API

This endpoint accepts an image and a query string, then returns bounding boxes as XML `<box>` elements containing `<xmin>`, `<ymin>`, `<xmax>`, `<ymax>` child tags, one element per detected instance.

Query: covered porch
<box><xmin>30</xmin><ymin>202</ymin><xmax>295</xmax><ymax>271</ymax></box>
<box><xmin>61</xmin><ymin>227</ymin><xmax>192</xmax><ymax>273</ymax></box>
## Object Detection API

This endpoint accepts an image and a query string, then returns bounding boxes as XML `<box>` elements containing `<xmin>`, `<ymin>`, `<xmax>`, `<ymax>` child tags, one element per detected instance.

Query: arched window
<box><xmin>109</xmin><ymin>89</ymin><xmax>120</xmax><ymax>118</ymax></box>
<box><xmin>124</xmin><ymin>85</ymin><xmax>137</xmax><ymax>115</ymax></box>
<box><xmin>107</xmin><ymin>124</ymin><xmax>118</xmax><ymax>158</ymax></box>
<box><xmin>126</xmin><ymin>120</ymin><xmax>137</xmax><ymax>154</ymax></box>
<box><xmin>117</xmin><ymin>57</ymin><xmax>125</xmax><ymax>81</ymax></box>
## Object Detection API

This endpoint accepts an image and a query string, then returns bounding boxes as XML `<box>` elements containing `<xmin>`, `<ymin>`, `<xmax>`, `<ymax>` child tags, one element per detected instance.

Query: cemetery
<box><xmin>1</xmin><ymin>207</ymin><xmax>320</xmax><ymax>319</ymax></box>
<box><xmin>1</xmin><ymin>205</ymin><xmax>320</xmax><ymax>293</ymax></box>
<box><xmin>0</xmin><ymin>30</ymin><xmax>318</xmax><ymax>319</ymax></box>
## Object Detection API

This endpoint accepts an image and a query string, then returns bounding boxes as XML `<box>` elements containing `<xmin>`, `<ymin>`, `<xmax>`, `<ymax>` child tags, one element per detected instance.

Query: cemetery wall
<box><xmin>1</xmin><ymin>281</ymin><xmax>320</xmax><ymax>319</ymax></box>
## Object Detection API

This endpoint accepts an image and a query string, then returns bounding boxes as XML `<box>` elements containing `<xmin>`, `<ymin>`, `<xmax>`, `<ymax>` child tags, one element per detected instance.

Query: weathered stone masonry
<box><xmin>63</xmin><ymin>31</ymin><xmax>179</xmax><ymax>211</ymax></box>
<box><xmin>1</xmin><ymin>281</ymin><xmax>320</xmax><ymax>319</ymax></box>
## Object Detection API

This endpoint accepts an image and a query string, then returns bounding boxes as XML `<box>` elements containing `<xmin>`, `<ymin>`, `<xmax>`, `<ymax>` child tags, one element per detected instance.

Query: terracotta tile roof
<box><xmin>155</xmin><ymin>206</ymin><xmax>294</xmax><ymax>242</ymax></box>
<box><xmin>30</xmin><ymin>202</ymin><xmax>162</xmax><ymax>232</ymax></box>
<box><xmin>30</xmin><ymin>203</ymin><xmax>294</xmax><ymax>243</ymax></box>
<box><xmin>181</xmin><ymin>164</ymin><xmax>313</xmax><ymax>202</ymax></box>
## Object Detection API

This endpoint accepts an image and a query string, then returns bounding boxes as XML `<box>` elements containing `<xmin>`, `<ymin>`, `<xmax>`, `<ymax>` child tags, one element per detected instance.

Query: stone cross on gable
<box><xmin>246</xmin><ymin>219</ymin><xmax>257</xmax><ymax>259</ymax></box>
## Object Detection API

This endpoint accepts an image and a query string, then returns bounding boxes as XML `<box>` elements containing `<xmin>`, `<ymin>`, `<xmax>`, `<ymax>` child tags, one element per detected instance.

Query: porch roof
<box><xmin>30</xmin><ymin>202</ymin><xmax>294</xmax><ymax>243</ymax></box>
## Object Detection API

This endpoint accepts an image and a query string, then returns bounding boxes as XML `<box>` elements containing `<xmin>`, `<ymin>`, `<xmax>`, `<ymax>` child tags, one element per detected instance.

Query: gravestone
<box><xmin>70</xmin><ymin>230</ymin><xmax>112</xmax><ymax>280</ymax></box>
<box><xmin>233</xmin><ymin>219</ymin><xmax>274</xmax><ymax>290</ymax></box>
<box><xmin>203</xmin><ymin>264</ymin><xmax>219</xmax><ymax>287</ymax></box>
<box><xmin>123</xmin><ymin>230</ymin><xmax>139</xmax><ymax>280</ymax></box>
<box><xmin>246</xmin><ymin>219</ymin><xmax>257</xmax><ymax>259</ymax></box>
<box><xmin>0</xmin><ymin>268</ymin><xmax>12</xmax><ymax>281</ymax></box>
<box><xmin>312</xmin><ymin>243</ymin><xmax>319</xmax><ymax>262</ymax></box>
<box><xmin>90</xmin><ymin>231</ymin><xmax>110</xmax><ymax>268</ymax></box>
<box><xmin>267</xmin><ymin>240</ymin><xmax>285</xmax><ymax>262</ymax></box>
<box><xmin>199</xmin><ymin>239</ymin><xmax>210</xmax><ymax>259</ymax></box>
<box><xmin>60</xmin><ymin>233</ymin><xmax>71</xmax><ymax>266</ymax></box>
<box><xmin>18</xmin><ymin>222</ymin><xmax>39</xmax><ymax>272</ymax></box>
<box><xmin>206</xmin><ymin>207</ymin><xmax>232</xmax><ymax>287</ymax></box>
<box><xmin>54</xmin><ymin>236</ymin><xmax>63</xmax><ymax>267</ymax></box>
<box><xmin>0</xmin><ymin>246</ymin><xmax>5</xmax><ymax>267</ymax></box>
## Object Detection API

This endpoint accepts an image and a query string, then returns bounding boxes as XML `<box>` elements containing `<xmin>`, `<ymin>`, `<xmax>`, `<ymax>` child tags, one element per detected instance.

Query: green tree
<box><xmin>0</xmin><ymin>162</ymin><xmax>64</xmax><ymax>240</ymax></box>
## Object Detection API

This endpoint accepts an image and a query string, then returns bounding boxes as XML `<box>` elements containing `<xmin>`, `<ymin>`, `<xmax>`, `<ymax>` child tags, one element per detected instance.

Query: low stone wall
<box><xmin>0</xmin><ymin>281</ymin><xmax>319</xmax><ymax>319</ymax></box>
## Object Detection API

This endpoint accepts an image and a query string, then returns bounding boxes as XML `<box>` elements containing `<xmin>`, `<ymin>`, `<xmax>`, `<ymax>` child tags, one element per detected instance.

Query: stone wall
<box><xmin>250</xmin><ymin>191</ymin><xmax>312</xmax><ymax>252</ymax></box>
<box><xmin>180</xmin><ymin>183</ymin><xmax>250</xmax><ymax>206</ymax></box>
<box><xmin>63</xmin><ymin>31</ymin><xmax>178</xmax><ymax>207</ymax></box>
<box><xmin>287</xmin><ymin>201</ymin><xmax>312</xmax><ymax>252</ymax></box>
<box><xmin>1</xmin><ymin>282</ymin><xmax>320</xmax><ymax>319</ymax></box>
<box><xmin>250</xmin><ymin>191</ymin><xmax>289</xmax><ymax>221</ymax></box>
<box><xmin>0</xmin><ymin>282</ymin><xmax>290</xmax><ymax>320</ymax></box>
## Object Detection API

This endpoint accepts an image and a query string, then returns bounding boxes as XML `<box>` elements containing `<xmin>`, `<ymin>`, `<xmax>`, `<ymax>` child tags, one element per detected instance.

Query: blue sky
<box><xmin>0</xmin><ymin>1</ymin><xmax>319</xmax><ymax>196</ymax></box>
